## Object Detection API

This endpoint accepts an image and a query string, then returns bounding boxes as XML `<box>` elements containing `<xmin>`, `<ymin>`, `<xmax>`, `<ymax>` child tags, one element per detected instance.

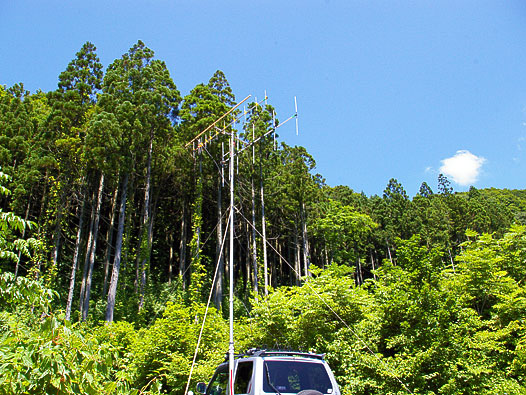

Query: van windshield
<box><xmin>263</xmin><ymin>360</ymin><xmax>333</xmax><ymax>394</ymax></box>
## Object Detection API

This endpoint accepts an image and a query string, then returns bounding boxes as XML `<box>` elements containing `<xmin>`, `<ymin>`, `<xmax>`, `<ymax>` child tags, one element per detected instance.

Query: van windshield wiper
<box><xmin>264</xmin><ymin>362</ymin><xmax>282</xmax><ymax>395</ymax></box>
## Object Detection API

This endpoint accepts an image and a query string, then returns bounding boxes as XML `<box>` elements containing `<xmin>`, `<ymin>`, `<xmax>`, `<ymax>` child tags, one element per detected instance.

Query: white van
<box><xmin>196</xmin><ymin>350</ymin><xmax>341</xmax><ymax>395</ymax></box>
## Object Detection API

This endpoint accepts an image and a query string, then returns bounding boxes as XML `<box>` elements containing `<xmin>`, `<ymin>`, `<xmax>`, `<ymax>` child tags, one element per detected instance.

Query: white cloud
<box><xmin>439</xmin><ymin>150</ymin><xmax>486</xmax><ymax>186</ymax></box>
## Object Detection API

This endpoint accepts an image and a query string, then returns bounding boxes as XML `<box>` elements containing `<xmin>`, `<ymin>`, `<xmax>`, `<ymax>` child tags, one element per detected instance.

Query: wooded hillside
<box><xmin>1</xmin><ymin>41</ymin><xmax>526</xmax><ymax>394</ymax></box>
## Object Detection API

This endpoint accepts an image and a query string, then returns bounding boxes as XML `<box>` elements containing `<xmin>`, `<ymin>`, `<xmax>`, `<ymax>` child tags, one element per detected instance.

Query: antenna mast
<box><xmin>184</xmin><ymin>93</ymin><xmax>298</xmax><ymax>395</ymax></box>
<box><xmin>228</xmin><ymin>121</ymin><xmax>235</xmax><ymax>395</ymax></box>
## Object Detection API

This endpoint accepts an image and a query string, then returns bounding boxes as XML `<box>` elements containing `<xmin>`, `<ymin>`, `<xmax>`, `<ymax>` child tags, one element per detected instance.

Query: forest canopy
<box><xmin>1</xmin><ymin>40</ymin><xmax>526</xmax><ymax>394</ymax></box>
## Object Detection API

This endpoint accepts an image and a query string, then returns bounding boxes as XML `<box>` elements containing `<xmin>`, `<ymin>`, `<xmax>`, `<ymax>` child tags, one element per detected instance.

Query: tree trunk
<box><xmin>324</xmin><ymin>244</ymin><xmax>329</xmax><ymax>268</ymax></box>
<box><xmin>34</xmin><ymin>170</ymin><xmax>50</xmax><ymax>278</ymax></box>
<box><xmin>49</xmin><ymin>206</ymin><xmax>63</xmax><ymax>279</ymax></box>
<box><xmin>188</xmin><ymin>153</ymin><xmax>203</xmax><ymax>297</ymax></box>
<box><xmin>179</xmin><ymin>202</ymin><xmax>187</xmax><ymax>289</ymax></box>
<box><xmin>49</xmin><ymin>176</ymin><xmax>72</xmax><ymax>279</ymax></box>
<box><xmin>294</xmin><ymin>232</ymin><xmax>301</xmax><ymax>285</ymax></box>
<box><xmin>37</xmin><ymin>170</ymin><xmax>49</xmax><ymax>227</ymax></box>
<box><xmin>371</xmin><ymin>250</ymin><xmax>377</xmax><ymax>281</ymax></box>
<box><xmin>168</xmin><ymin>232</ymin><xmax>174</xmax><ymax>283</ymax></box>
<box><xmin>259</xmin><ymin>151</ymin><xmax>268</xmax><ymax>296</ymax></box>
<box><xmin>122</xmin><ymin>174</ymin><xmax>135</xmax><ymax>267</ymax></box>
<box><xmin>138</xmin><ymin>136</ymin><xmax>153</xmax><ymax>311</ymax></box>
<box><xmin>106</xmin><ymin>173</ymin><xmax>129</xmax><ymax>322</ymax></box>
<box><xmin>81</xmin><ymin>173</ymin><xmax>104</xmax><ymax>321</ymax></box>
<box><xmin>139</xmin><ymin>183</ymin><xmax>159</xmax><ymax>311</ymax></box>
<box><xmin>213</xmin><ymin>174</ymin><xmax>224</xmax><ymax>310</ymax></box>
<box><xmin>134</xmin><ymin>213</ymin><xmax>144</xmax><ymax>294</ymax></box>
<box><xmin>449</xmin><ymin>248</ymin><xmax>455</xmax><ymax>273</ymax></box>
<box><xmin>301</xmin><ymin>202</ymin><xmax>310</xmax><ymax>277</ymax></box>
<box><xmin>276</xmin><ymin>239</ymin><xmax>282</xmax><ymax>288</ymax></box>
<box><xmin>65</xmin><ymin>193</ymin><xmax>86</xmax><ymax>321</ymax></box>
<box><xmin>245</xmin><ymin>222</ymin><xmax>251</xmax><ymax>293</ymax></box>
<box><xmin>387</xmin><ymin>240</ymin><xmax>394</xmax><ymax>265</ymax></box>
<box><xmin>79</xmin><ymin>186</ymin><xmax>96</xmax><ymax>316</ymax></box>
<box><xmin>250</xmin><ymin>177</ymin><xmax>258</xmax><ymax>298</ymax></box>
<box><xmin>356</xmin><ymin>257</ymin><xmax>363</xmax><ymax>286</ymax></box>
<box><xmin>51</xmin><ymin>219</ymin><xmax>63</xmax><ymax>270</ymax></box>
<box><xmin>103</xmin><ymin>185</ymin><xmax>119</xmax><ymax>297</ymax></box>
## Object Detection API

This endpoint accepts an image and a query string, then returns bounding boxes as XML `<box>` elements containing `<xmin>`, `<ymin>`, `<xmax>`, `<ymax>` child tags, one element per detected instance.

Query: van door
<box><xmin>234</xmin><ymin>361</ymin><xmax>254</xmax><ymax>395</ymax></box>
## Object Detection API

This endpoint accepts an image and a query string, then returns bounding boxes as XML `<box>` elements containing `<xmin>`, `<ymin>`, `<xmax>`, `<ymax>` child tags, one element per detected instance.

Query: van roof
<box><xmin>230</xmin><ymin>349</ymin><xmax>326</xmax><ymax>361</ymax></box>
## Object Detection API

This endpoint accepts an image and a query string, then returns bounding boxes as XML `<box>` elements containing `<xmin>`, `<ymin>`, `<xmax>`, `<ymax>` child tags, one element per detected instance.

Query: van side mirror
<box><xmin>196</xmin><ymin>382</ymin><xmax>207</xmax><ymax>394</ymax></box>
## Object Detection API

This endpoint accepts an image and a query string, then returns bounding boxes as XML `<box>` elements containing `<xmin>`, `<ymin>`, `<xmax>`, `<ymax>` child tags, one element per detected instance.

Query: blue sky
<box><xmin>1</xmin><ymin>1</ymin><xmax>525</xmax><ymax>197</ymax></box>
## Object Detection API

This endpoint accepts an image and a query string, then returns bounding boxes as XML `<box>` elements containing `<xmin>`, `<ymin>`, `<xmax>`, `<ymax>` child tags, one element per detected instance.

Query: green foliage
<box><xmin>0</xmin><ymin>313</ymin><xmax>137</xmax><ymax>394</ymax></box>
<box><xmin>0</xmin><ymin>170</ymin><xmax>37</xmax><ymax>268</ymax></box>
<box><xmin>189</xmin><ymin>175</ymin><xmax>205</xmax><ymax>303</ymax></box>
<box><xmin>0</xmin><ymin>274</ymin><xmax>138</xmax><ymax>394</ymax></box>
<box><xmin>313</xmin><ymin>199</ymin><xmax>377</xmax><ymax>265</ymax></box>
<box><xmin>238</xmin><ymin>228</ymin><xmax>526</xmax><ymax>394</ymax></box>
<box><xmin>0</xmin><ymin>272</ymin><xmax>56</xmax><ymax>315</ymax></box>
<box><xmin>128</xmin><ymin>300</ymin><xmax>228</xmax><ymax>393</ymax></box>
<box><xmin>242</xmin><ymin>264</ymin><xmax>368</xmax><ymax>351</ymax></box>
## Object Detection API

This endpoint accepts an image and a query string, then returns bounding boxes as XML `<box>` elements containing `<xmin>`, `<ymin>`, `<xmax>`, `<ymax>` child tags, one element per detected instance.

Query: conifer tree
<box><xmin>102</xmin><ymin>41</ymin><xmax>180</xmax><ymax>321</ymax></box>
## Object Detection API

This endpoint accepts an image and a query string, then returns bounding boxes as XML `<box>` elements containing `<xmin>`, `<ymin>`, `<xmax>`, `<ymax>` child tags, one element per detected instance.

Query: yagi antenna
<box><xmin>185</xmin><ymin>95</ymin><xmax>251</xmax><ymax>149</ymax></box>
<box><xmin>294</xmin><ymin>96</ymin><xmax>298</xmax><ymax>136</ymax></box>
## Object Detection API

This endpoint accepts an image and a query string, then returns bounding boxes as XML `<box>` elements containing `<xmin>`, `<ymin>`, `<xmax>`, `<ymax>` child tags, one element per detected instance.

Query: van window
<box><xmin>208</xmin><ymin>366</ymin><xmax>228</xmax><ymax>395</ymax></box>
<box><xmin>234</xmin><ymin>361</ymin><xmax>254</xmax><ymax>394</ymax></box>
<box><xmin>263</xmin><ymin>360</ymin><xmax>332</xmax><ymax>394</ymax></box>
